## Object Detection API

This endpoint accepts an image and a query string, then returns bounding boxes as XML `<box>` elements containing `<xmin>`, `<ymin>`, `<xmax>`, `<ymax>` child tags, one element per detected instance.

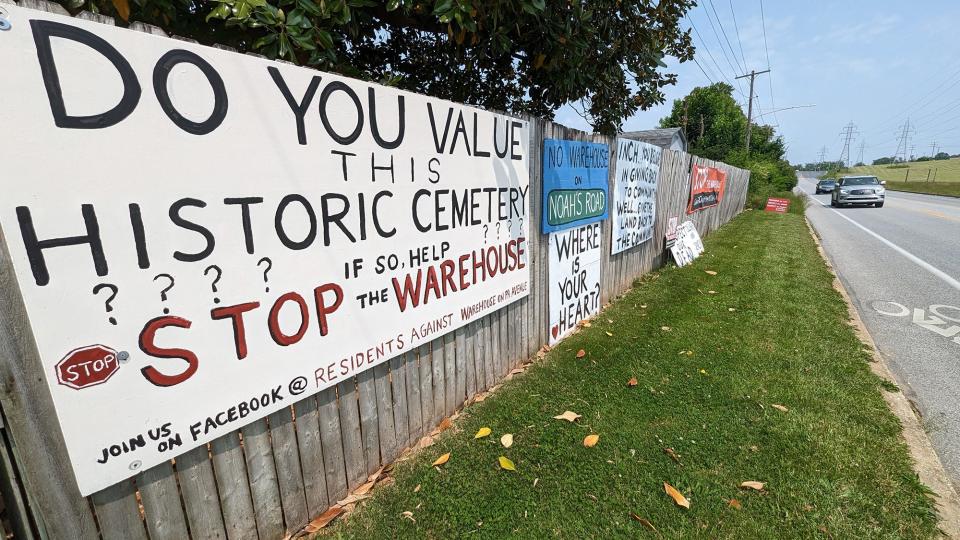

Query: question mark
<box><xmin>519</xmin><ymin>217</ymin><xmax>524</xmax><ymax>232</ymax></box>
<box><xmin>495</xmin><ymin>222</ymin><xmax>501</xmax><ymax>238</ymax></box>
<box><xmin>204</xmin><ymin>265</ymin><xmax>222</xmax><ymax>304</ymax></box>
<box><xmin>482</xmin><ymin>224</ymin><xmax>488</xmax><ymax>244</ymax></box>
<box><xmin>257</xmin><ymin>257</ymin><xmax>273</xmax><ymax>293</ymax></box>
<box><xmin>507</xmin><ymin>219</ymin><xmax>513</xmax><ymax>233</ymax></box>
<box><xmin>153</xmin><ymin>274</ymin><xmax>175</xmax><ymax>314</ymax></box>
<box><xmin>92</xmin><ymin>283</ymin><xmax>118</xmax><ymax>325</ymax></box>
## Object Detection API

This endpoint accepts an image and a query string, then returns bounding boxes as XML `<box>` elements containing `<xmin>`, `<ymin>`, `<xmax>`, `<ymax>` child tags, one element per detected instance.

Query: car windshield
<box><xmin>842</xmin><ymin>177</ymin><xmax>880</xmax><ymax>186</ymax></box>
<box><xmin>821</xmin><ymin>180</ymin><xmax>836</xmax><ymax>185</ymax></box>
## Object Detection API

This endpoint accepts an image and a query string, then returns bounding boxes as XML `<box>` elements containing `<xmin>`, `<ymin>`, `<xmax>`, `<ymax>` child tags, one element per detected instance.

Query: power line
<box><xmin>700</xmin><ymin>3</ymin><xmax>747</xmax><ymax>95</ymax></box>
<box><xmin>893</xmin><ymin>118</ymin><xmax>916</xmax><ymax>162</ymax></box>
<box><xmin>729</xmin><ymin>0</ymin><xmax>748</xmax><ymax>70</ymax></box>
<box><xmin>688</xmin><ymin>17</ymin><xmax>746</xmax><ymax>99</ymax></box>
<box><xmin>690</xmin><ymin>56</ymin><xmax>716</xmax><ymax>84</ymax></box>
<box><xmin>758</xmin><ymin>0</ymin><xmax>780</xmax><ymax>127</ymax></box>
<box><xmin>706</xmin><ymin>0</ymin><xmax>746</xmax><ymax>72</ymax></box>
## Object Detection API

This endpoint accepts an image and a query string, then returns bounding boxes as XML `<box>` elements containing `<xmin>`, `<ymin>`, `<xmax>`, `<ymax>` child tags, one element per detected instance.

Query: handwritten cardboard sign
<box><xmin>610</xmin><ymin>138</ymin><xmax>661</xmax><ymax>254</ymax></box>
<box><xmin>0</xmin><ymin>6</ymin><xmax>529</xmax><ymax>495</ymax></box>
<box><xmin>669</xmin><ymin>221</ymin><xmax>705</xmax><ymax>267</ymax></box>
<box><xmin>687</xmin><ymin>164</ymin><xmax>727</xmax><ymax>213</ymax></box>
<box><xmin>548</xmin><ymin>223</ymin><xmax>602</xmax><ymax>344</ymax></box>
<box><xmin>541</xmin><ymin>139</ymin><xmax>609</xmax><ymax>233</ymax></box>
<box><xmin>764</xmin><ymin>197</ymin><xmax>790</xmax><ymax>213</ymax></box>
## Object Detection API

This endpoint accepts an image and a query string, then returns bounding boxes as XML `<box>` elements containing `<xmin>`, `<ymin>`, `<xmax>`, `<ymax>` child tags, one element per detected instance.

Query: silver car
<box><xmin>830</xmin><ymin>175</ymin><xmax>886</xmax><ymax>208</ymax></box>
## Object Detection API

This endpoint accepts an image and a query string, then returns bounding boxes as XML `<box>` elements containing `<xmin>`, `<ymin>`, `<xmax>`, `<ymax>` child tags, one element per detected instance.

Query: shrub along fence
<box><xmin>0</xmin><ymin>2</ymin><xmax>748</xmax><ymax>538</ymax></box>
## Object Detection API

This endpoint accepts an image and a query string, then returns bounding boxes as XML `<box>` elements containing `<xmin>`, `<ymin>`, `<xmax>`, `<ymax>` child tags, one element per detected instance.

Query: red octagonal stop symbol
<box><xmin>56</xmin><ymin>345</ymin><xmax>120</xmax><ymax>390</ymax></box>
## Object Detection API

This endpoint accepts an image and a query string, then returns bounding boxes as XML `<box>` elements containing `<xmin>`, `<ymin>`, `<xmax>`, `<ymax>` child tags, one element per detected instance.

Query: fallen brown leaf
<box><xmin>432</xmin><ymin>453</ymin><xmax>450</xmax><ymax>467</ymax></box>
<box><xmin>664</xmin><ymin>447</ymin><xmax>682</xmax><ymax>464</ymax></box>
<box><xmin>627</xmin><ymin>377</ymin><xmax>638</xmax><ymax>387</ymax></box>
<box><xmin>660</xmin><ymin>326</ymin><xmax>672</xmax><ymax>332</ymax></box>
<box><xmin>583</xmin><ymin>434</ymin><xmax>600</xmax><ymax>448</ymax></box>
<box><xmin>354</xmin><ymin>479</ymin><xmax>375</xmax><ymax>496</ymax></box>
<box><xmin>413</xmin><ymin>484</ymin><xmax>421</xmax><ymax>493</ymax></box>
<box><xmin>705</xmin><ymin>270</ymin><xmax>718</xmax><ymax>275</ymax></box>
<box><xmin>438</xmin><ymin>417</ymin><xmax>453</xmax><ymax>432</ymax></box>
<box><xmin>337</xmin><ymin>492</ymin><xmax>372</xmax><ymax>506</ymax></box>
<box><xmin>664</xmin><ymin>482</ymin><xmax>690</xmax><ymax>509</ymax></box>
<box><xmin>582</xmin><ymin>321</ymin><xmax>592</xmax><ymax>327</ymax></box>
<box><xmin>605</xmin><ymin>331</ymin><xmax>613</xmax><ymax>337</ymax></box>
<box><xmin>576</xmin><ymin>349</ymin><xmax>586</xmax><ymax>358</ymax></box>
<box><xmin>501</xmin><ymin>433</ymin><xmax>514</xmax><ymax>448</ymax></box>
<box><xmin>629</xmin><ymin>513</ymin><xmax>657</xmax><ymax>531</ymax></box>
<box><xmin>740</xmin><ymin>481</ymin><xmax>766</xmax><ymax>491</ymax></box>
<box><xmin>401</xmin><ymin>511</ymin><xmax>415</xmax><ymax>522</ymax></box>
<box><xmin>728</xmin><ymin>498</ymin><xmax>742</xmax><ymax>510</ymax></box>
<box><xmin>304</xmin><ymin>506</ymin><xmax>345</xmax><ymax>532</ymax></box>
<box><xmin>553</xmin><ymin>410</ymin><xmax>581</xmax><ymax>422</ymax></box>
<box><xmin>771</xmin><ymin>404</ymin><xmax>789</xmax><ymax>412</ymax></box>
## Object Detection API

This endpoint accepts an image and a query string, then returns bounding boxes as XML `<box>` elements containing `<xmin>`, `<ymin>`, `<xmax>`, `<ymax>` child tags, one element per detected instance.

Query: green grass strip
<box><xmin>324</xmin><ymin>210</ymin><xmax>938</xmax><ymax>539</ymax></box>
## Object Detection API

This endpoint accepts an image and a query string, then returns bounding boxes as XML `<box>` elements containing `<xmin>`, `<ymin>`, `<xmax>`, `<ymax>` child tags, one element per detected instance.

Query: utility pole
<box><xmin>838</xmin><ymin>122</ymin><xmax>859</xmax><ymax>167</ymax></box>
<box><xmin>857</xmin><ymin>140</ymin><xmax>865</xmax><ymax>165</ymax></box>
<box><xmin>735</xmin><ymin>69</ymin><xmax>771</xmax><ymax>152</ymax></box>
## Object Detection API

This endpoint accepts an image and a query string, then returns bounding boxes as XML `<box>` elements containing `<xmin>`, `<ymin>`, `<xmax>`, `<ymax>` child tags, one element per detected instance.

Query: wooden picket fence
<box><xmin>0</xmin><ymin>2</ymin><xmax>750</xmax><ymax>538</ymax></box>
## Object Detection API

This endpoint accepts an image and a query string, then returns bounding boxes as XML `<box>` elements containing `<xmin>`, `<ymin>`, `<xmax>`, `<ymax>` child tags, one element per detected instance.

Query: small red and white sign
<box><xmin>764</xmin><ymin>197</ymin><xmax>790</xmax><ymax>213</ymax></box>
<box><xmin>56</xmin><ymin>345</ymin><xmax>119</xmax><ymax>390</ymax></box>
<box><xmin>665</xmin><ymin>216</ymin><xmax>679</xmax><ymax>242</ymax></box>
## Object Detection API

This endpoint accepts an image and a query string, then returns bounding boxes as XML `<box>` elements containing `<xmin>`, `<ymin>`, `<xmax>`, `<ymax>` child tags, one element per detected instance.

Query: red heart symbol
<box><xmin>551</xmin><ymin>325</ymin><xmax>559</xmax><ymax>339</ymax></box>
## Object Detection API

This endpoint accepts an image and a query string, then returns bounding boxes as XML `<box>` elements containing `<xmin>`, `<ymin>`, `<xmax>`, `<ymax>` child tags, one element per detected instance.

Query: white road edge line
<box><xmin>801</xmin><ymin>187</ymin><xmax>960</xmax><ymax>293</ymax></box>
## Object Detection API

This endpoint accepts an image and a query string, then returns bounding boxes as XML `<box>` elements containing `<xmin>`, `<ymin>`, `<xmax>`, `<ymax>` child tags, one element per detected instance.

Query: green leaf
<box><xmin>386</xmin><ymin>0</ymin><xmax>401</xmax><ymax>10</ymax></box>
<box><xmin>206</xmin><ymin>3</ymin><xmax>232</xmax><ymax>22</ymax></box>
<box><xmin>433</xmin><ymin>0</ymin><xmax>452</xmax><ymax>16</ymax></box>
<box><xmin>252</xmin><ymin>32</ymin><xmax>278</xmax><ymax>49</ymax></box>
<box><xmin>315</xmin><ymin>29</ymin><xmax>334</xmax><ymax>49</ymax></box>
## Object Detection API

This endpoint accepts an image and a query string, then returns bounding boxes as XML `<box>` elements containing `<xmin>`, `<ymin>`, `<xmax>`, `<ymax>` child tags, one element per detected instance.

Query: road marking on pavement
<box><xmin>803</xmin><ymin>189</ymin><xmax>960</xmax><ymax>292</ymax></box>
<box><xmin>872</xmin><ymin>301</ymin><xmax>960</xmax><ymax>345</ymax></box>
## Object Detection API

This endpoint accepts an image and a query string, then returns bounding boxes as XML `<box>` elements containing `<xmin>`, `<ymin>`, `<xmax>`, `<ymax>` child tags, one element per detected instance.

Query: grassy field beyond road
<box><xmin>835</xmin><ymin>157</ymin><xmax>960</xmax><ymax>197</ymax></box>
<box><xmin>324</xmin><ymin>211</ymin><xmax>938</xmax><ymax>539</ymax></box>
<box><xmin>884</xmin><ymin>181</ymin><xmax>960</xmax><ymax>198</ymax></box>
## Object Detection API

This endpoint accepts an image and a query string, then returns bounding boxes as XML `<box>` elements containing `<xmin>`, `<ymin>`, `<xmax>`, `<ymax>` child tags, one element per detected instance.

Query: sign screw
<box><xmin>118</xmin><ymin>351</ymin><xmax>130</xmax><ymax>364</ymax></box>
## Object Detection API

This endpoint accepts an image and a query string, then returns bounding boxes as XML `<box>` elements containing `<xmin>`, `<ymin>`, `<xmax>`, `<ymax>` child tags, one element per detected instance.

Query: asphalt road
<box><xmin>797</xmin><ymin>171</ymin><xmax>960</xmax><ymax>487</ymax></box>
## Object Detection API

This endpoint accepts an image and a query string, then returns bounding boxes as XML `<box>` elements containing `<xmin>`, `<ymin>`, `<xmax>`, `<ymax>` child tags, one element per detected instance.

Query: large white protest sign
<box><xmin>548</xmin><ymin>223</ymin><xmax>602</xmax><ymax>345</ymax></box>
<box><xmin>0</xmin><ymin>6</ymin><xmax>529</xmax><ymax>495</ymax></box>
<box><xmin>611</xmin><ymin>138</ymin><xmax>661</xmax><ymax>254</ymax></box>
<box><xmin>669</xmin><ymin>221</ymin><xmax>705</xmax><ymax>267</ymax></box>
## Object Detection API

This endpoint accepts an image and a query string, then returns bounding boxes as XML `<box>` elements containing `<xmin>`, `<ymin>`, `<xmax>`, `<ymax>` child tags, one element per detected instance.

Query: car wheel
<box><xmin>876</xmin><ymin>202</ymin><xmax>884</xmax><ymax>208</ymax></box>
<box><xmin>830</xmin><ymin>198</ymin><xmax>837</xmax><ymax>207</ymax></box>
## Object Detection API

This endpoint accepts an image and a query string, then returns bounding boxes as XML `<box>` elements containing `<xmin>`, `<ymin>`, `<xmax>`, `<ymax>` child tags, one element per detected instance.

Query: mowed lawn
<box><xmin>843</xmin><ymin>158</ymin><xmax>960</xmax><ymax>197</ymax></box>
<box><xmin>321</xmin><ymin>210</ymin><xmax>938</xmax><ymax>539</ymax></box>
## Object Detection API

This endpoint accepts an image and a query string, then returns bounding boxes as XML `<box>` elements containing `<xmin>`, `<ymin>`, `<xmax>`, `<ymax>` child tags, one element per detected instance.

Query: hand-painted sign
<box><xmin>548</xmin><ymin>223</ymin><xmax>602</xmax><ymax>344</ymax></box>
<box><xmin>542</xmin><ymin>139</ymin><xmax>609</xmax><ymax>233</ymax></box>
<box><xmin>669</xmin><ymin>221</ymin><xmax>704</xmax><ymax>267</ymax></box>
<box><xmin>687</xmin><ymin>164</ymin><xmax>727</xmax><ymax>213</ymax></box>
<box><xmin>0</xmin><ymin>6</ymin><xmax>529</xmax><ymax>496</ymax></box>
<box><xmin>611</xmin><ymin>138</ymin><xmax>661</xmax><ymax>254</ymax></box>
<box><xmin>764</xmin><ymin>197</ymin><xmax>790</xmax><ymax>213</ymax></box>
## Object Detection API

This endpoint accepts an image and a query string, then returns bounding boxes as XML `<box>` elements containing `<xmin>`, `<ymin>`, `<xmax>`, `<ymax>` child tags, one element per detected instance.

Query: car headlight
<box><xmin>839</xmin><ymin>189</ymin><xmax>850</xmax><ymax>194</ymax></box>
<box><xmin>876</xmin><ymin>188</ymin><xmax>885</xmax><ymax>194</ymax></box>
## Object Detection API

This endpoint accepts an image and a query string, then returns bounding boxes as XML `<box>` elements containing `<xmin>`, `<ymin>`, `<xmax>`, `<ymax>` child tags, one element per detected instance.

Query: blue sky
<box><xmin>553</xmin><ymin>1</ymin><xmax>960</xmax><ymax>165</ymax></box>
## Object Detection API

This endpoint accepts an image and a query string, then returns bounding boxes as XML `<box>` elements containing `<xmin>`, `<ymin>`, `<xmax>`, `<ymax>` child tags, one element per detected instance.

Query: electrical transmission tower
<box><xmin>817</xmin><ymin>146</ymin><xmax>828</xmax><ymax>167</ymax></box>
<box><xmin>930</xmin><ymin>141</ymin><xmax>939</xmax><ymax>157</ymax></box>
<box><xmin>857</xmin><ymin>140</ymin><xmax>865</xmax><ymax>165</ymax></box>
<box><xmin>893</xmin><ymin>118</ymin><xmax>915</xmax><ymax>162</ymax></box>
<box><xmin>838</xmin><ymin>122</ymin><xmax>859</xmax><ymax>167</ymax></box>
